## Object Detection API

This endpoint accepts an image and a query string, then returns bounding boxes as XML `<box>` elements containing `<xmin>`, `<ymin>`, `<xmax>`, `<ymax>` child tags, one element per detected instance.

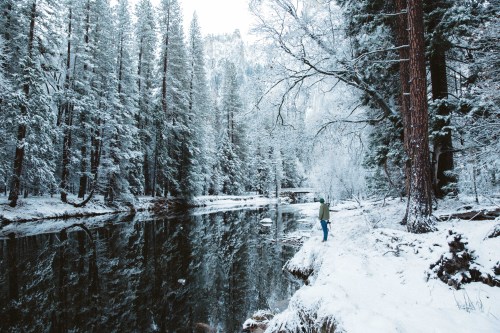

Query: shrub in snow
<box><xmin>242</xmin><ymin>310</ymin><xmax>274</xmax><ymax>332</ymax></box>
<box><xmin>284</xmin><ymin>243</ymin><xmax>324</xmax><ymax>285</ymax></box>
<box><xmin>485</xmin><ymin>224</ymin><xmax>500</xmax><ymax>239</ymax></box>
<box><xmin>263</xmin><ymin>308</ymin><xmax>339</xmax><ymax>333</ymax></box>
<box><xmin>429</xmin><ymin>230</ymin><xmax>500</xmax><ymax>289</ymax></box>
<box><xmin>286</xmin><ymin>266</ymin><xmax>314</xmax><ymax>285</ymax></box>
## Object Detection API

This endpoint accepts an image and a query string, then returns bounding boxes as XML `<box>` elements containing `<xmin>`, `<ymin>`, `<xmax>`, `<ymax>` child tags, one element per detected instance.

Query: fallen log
<box><xmin>436</xmin><ymin>207</ymin><xmax>500</xmax><ymax>221</ymax></box>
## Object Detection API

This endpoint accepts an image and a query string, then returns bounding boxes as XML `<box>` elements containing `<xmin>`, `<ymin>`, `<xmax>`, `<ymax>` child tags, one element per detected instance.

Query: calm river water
<box><xmin>0</xmin><ymin>205</ymin><xmax>306</xmax><ymax>333</ymax></box>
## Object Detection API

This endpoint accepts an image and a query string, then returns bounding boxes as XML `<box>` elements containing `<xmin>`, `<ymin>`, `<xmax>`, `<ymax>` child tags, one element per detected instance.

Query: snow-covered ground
<box><xmin>0</xmin><ymin>195</ymin><xmax>153</xmax><ymax>224</ymax></box>
<box><xmin>246</xmin><ymin>197</ymin><xmax>500</xmax><ymax>333</ymax></box>
<box><xmin>0</xmin><ymin>194</ymin><xmax>278</xmax><ymax>236</ymax></box>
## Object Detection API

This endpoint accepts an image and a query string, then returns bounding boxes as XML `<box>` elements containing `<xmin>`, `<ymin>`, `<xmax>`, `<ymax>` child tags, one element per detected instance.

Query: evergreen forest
<box><xmin>0</xmin><ymin>0</ymin><xmax>498</xmax><ymax>233</ymax></box>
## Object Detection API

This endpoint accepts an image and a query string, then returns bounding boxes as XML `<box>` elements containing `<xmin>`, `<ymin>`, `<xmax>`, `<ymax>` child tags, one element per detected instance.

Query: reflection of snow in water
<box><xmin>259</xmin><ymin>217</ymin><xmax>273</xmax><ymax>226</ymax></box>
<box><xmin>1</xmin><ymin>204</ymin><xmax>307</xmax><ymax>332</ymax></box>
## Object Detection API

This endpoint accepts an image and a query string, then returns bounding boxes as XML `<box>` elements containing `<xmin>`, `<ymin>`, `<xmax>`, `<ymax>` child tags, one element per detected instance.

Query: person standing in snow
<box><xmin>318</xmin><ymin>198</ymin><xmax>330</xmax><ymax>242</ymax></box>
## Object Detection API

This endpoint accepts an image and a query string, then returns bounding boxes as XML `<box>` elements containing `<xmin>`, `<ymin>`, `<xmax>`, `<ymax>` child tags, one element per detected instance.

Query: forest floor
<box><xmin>245</xmin><ymin>196</ymin><xmax>500</xmax><ymax>333</ymax></box>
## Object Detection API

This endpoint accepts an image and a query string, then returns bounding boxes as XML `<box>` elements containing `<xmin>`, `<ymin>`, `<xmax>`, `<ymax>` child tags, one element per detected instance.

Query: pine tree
<box><xmin>187</xmin><ymin>13</ymin><xmax>212</xmax><ymax>196</ymax></box>
<box><xmin>218</xmin><ymin>61</ymin><xmax>245</xmax><ymax>194</ymax></box>
<box><xmin>76</xmin><ymin>0</ymin><xmax>93</xmax><ymax>200</ymax></box>
<box><xmin>135</xmin><ymin>0</ymin><xmax>157</xmax><ymax>196</ymax></box>
<box><xmin>90</xmin><ymin>0</ymin><xmax>118</xmax><ymax>200</ymax></box>
<box><xmin>157</xmin><ymin>0</ymin><xmax>190</xmax><ymax>198</ymax></box>
<box><xmin>425</xmin><ymin>0</ymin><xmax>456</xmax><ymax>198</ymax></box>
<box><xmin>59</xmin><ymin>0</ymin><xmax>77</xmax><ymax>203</ymax></box>
<box><xmin>104</xmin><ymin>0</ymin><xmax>142</xmax><ymax>204</ymax></box>
<box><xmin>8</xmin><ymin>0</ymin><xmax>61</xmax><ymax>206</ymax></box>
<box><xmin>0</xmin><ymin>35</ymin><xmax>12</xmax><ymax>195</ymax></box>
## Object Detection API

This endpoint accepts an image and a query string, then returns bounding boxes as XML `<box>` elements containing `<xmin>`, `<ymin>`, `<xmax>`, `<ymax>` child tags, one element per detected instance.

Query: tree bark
<box><xmin>60</xmin><ymin>7</ymin><xmax>74</xmax><ymax>203</ymax></box>
<box><xmin>9</xmin><ymin>2</ymin><xmax>36</xmax><ymax>207</ymax></box>
<box><xmin>78</xmin><ymin>0</ymin><xmax>91</xmax><ymax>199</ymax></box>
<box><xmin>426</xmin><ymin>3</ymin><xmax>455</xmax><ymax>197</ymax></box>
<box><xmin>406</xmin><ymin>0</ymin><xmax>435</xmax><ymax>233</ymax></box>
<box><xmin>159</xmin><ymin>6</ymin><xmax>171</xmax><ymax>197</ymax></box>
<box><xmin>430</xmin><ymin>48</ymin><xmax>455</xmax><ymax>198</ymax></box>
<box><xmin>394</xmin><ymin>0</ymin><xmax>412</xmax><ymax>224</ymax></box>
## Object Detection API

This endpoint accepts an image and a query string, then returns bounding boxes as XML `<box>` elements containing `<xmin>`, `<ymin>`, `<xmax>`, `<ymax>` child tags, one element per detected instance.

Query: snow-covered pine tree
<box><xmin>0</xmin><ymin>34</ymin><xmax>12</xmax><ymax>195</ymax></box>
<box><xmin>0</xmin><ymin>1</ymin><xmax>20</xmax><ymax>193</ymax></box>
<box><xmin>75</xmin><ymin>0</ymin><xmax>95</xmax><ymax>200</ymax></box>
<box><xmin>336</xmin><ymin>0</ymin><xmax>407</xmax><ymax>198</ymax></box>
<box><xmin>447</xmin><ymin>1</ymin><xmax>499</xmax><ymax>198</ymax></box>
<box><xmin>7</xmin><ymin>0</ymin><xmax>61</xmax><ymax>206</ymax></box>
<box><xmin>58</xmin><ymin>0</ymin><xmax>80</xmax><ymax>203</ymax></box>
<box><xmin>135</xmin><ymin>0</ymin><xmax>157</xmax><ymax>196</ymax></box>
<box><xmin>219</xmin><ymin>61</ymin><xmax>245</xmax><ymax>194</ymax></box>
<box><xmin>103</xmin><ymin>0</ymin><xmax>142</xmax><ymax>204</ymax></box>
<box><xmin>90</xmin><ymin>0</ymin><xmax>118</xmax><ymax>200</ymax></box>
<box><xmin>425</xmin><ymin>0</ymin><xmax>457</xmax><ymax>198</ymax></box>
<box><xmin>187</xmin><ymin>13</ymin><xmax>213</xmax><ymax>196</ymax></box>
<box><xmin>157</xmin><ymin>0</ymin><xmax>191</xmax><ymax>199</ymax></box>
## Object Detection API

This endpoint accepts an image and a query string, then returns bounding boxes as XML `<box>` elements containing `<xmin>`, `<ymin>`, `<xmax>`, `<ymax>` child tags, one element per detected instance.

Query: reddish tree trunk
<box><xmin>406</xmin><ymin>0</ymin><xmax>435</xmax><ymax>233</ymax></box>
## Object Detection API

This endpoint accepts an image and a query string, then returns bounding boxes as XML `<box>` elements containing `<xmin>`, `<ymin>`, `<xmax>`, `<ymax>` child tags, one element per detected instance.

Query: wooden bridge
<box><xmin>279</xmin><ymin>188</ymin><xmax>316</xmax><ymax>203</ymax></box>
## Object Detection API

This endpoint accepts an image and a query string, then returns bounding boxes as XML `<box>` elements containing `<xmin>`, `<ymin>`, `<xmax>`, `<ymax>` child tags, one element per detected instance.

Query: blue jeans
<box><xmin>320</xmin><ymin>220</ymin><xmax>329</xmax><ymax>241</ymax></box>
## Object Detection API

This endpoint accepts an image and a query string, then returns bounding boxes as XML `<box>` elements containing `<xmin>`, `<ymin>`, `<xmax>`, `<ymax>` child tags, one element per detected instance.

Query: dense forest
<box><xmin>250</xmin><ymin>0</ymin><xmax>499</xmax><ymax>232</ymax></box>
<box><xmin>0</xmin><ymin>0</ymin><xmax>309</xmax><ymax>208</ymax></box>
<box><xmin>0</xmin><ymin>0</ymin><xmax>498</xmax><ymax>231</ymax></box>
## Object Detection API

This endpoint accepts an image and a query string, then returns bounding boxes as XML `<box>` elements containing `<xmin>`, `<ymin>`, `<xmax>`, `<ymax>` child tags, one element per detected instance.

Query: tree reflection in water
<box><xmin>0</xmin><ymin>205</ymin><xmax>302</xmax><ymax>332</ymax></box>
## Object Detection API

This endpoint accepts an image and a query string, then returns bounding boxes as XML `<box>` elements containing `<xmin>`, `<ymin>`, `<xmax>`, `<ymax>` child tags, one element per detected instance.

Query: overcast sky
<box><xmin>181</xmin><ymin>0</ymin><xmax>254</xmax><ymax>36</ymax></box>
<box><xmin>127</xmin><ymin>0</ymin><xmax>255</xmax><ymax>38</ymax></box>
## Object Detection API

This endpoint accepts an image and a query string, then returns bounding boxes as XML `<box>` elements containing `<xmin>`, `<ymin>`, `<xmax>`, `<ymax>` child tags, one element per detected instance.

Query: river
<box><xmin>0</xmin><ymin>204</ymin><xmax>308</xmax><ymax>332</ymax></box>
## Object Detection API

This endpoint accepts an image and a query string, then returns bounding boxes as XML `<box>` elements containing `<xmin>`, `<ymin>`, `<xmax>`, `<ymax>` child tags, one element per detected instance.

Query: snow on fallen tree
<box><xmin>435</xmin><ymin>207</ymin><xmax>500</xmax><ymax>221</ymax></box>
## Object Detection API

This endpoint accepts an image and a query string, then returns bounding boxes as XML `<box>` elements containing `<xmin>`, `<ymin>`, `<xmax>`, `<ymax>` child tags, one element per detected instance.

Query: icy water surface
<box><xmin>0</xmin><ymin>205</ymin><xmax>306</xmax><ymax>332</ymax></box>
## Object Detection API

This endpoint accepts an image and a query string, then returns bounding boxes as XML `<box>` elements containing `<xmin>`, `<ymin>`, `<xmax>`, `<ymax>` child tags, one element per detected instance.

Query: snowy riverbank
<box><xmin>245</xmin><ymin>197</ymin><xmax>500</xmax><ymax>332</ymax></box>
<box><xmin>0</xmin><ymin>194</ymin><xmax>276</xmax><ymax>226</ymax></box>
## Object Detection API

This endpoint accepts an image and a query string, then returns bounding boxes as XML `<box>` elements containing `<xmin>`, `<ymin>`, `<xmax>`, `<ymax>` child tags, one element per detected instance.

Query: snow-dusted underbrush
<box><xmin>428</xmin><ymin>230</ymin><xmax>500</xmax><ymax>289</ymax></box>
<box><xmin>245</xmin><ymin>197</ymin><xmax>500</xmax><ymax>333</ymax></box>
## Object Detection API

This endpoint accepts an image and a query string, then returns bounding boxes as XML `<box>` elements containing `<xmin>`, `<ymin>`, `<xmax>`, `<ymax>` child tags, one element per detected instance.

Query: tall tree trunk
<box><xmin>60</xmin><ymin>110</ymin><xmax>73</xmax><ymax>203</ymax></box>
<box><xmin>394</xmin><ymin>0</ymin><xmax>412</xmax><ymax>224</ymax></box>
<box><xmin>144</xmin><ymin>152</ymin><xmax>151</xmax><ymax>195</ymax></box>
<box><xmin>78</xmin><ymin>116</ymin><xmax>88</xmax><ymax>199</ymax></box>
<box><xmin>9</xmin><ymin>2</ymin><xmax>36</xmax><ymax>207</ymax></box>
<box><xmin>161</xmin><ymin>4</ymin><xmax>174</xmax><ymax>197</ymax></box>
<box><xmin>430</xmin><ymin>48</ymin><xmax>455</xmax><ymax>197</ymax></box>
<box><xmin>90</xmin><ymin>118</ymin><xmax>102</xmax><ymax>192</ymax></box>
<box><xmin>60</xmin><ymin>7</ymin><xmax>74</xmax><ymax>203</ymax></box>
<box><xmin>152</xmin><ymin>131</ymin><xmax>159</xmax><ymax>198</ymax></box>
<box><xmin>406</xmin><ymin>0</ymin><xmax>435</xmax><ymax>233</ymax></box>
<box><xmin>78</xmin><ymin>0</ymin><xmax>91</xmax><ymax>199</ymax></box>
<box><xmin>137</xmin><ymin>38</ymin><xmax>151</xmax><ymax>195</ymax></box>
<box><xmin>161</xmin><ymin>34</ymin><xmax>169</xmax><ymax>115</ymax></box>
<box><xmin>427</xmin><ymin>5</ymin><xmax>455</xmax><ymax>198</ymax></box>
<box><xmin>106</xmin><ymin>40</ymin><xmax>125</xmax><ymax>204</ymax></box>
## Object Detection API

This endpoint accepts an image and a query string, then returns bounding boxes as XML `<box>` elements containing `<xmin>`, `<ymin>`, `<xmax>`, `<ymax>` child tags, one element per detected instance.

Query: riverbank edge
<box><xmin>244</xmin><ymin>198</ymin><xmax>500</xmax><ymax>333</ymax></box>
<box><xmin>0</xmin><ymin>194</ymin><xmax>276</xmax><ymax>226</ymax></box>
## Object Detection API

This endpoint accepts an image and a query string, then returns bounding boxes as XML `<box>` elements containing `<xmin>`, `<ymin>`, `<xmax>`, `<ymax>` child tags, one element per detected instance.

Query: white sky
<box><xmin>181</xmin><ymin>0</ymin><xmax>254</xmax><ymax>37</ymax></box>
<box><xmin>132</xmin><ymin>0</ymin><xmax>255</xmax><ymax>38</ymax></box>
